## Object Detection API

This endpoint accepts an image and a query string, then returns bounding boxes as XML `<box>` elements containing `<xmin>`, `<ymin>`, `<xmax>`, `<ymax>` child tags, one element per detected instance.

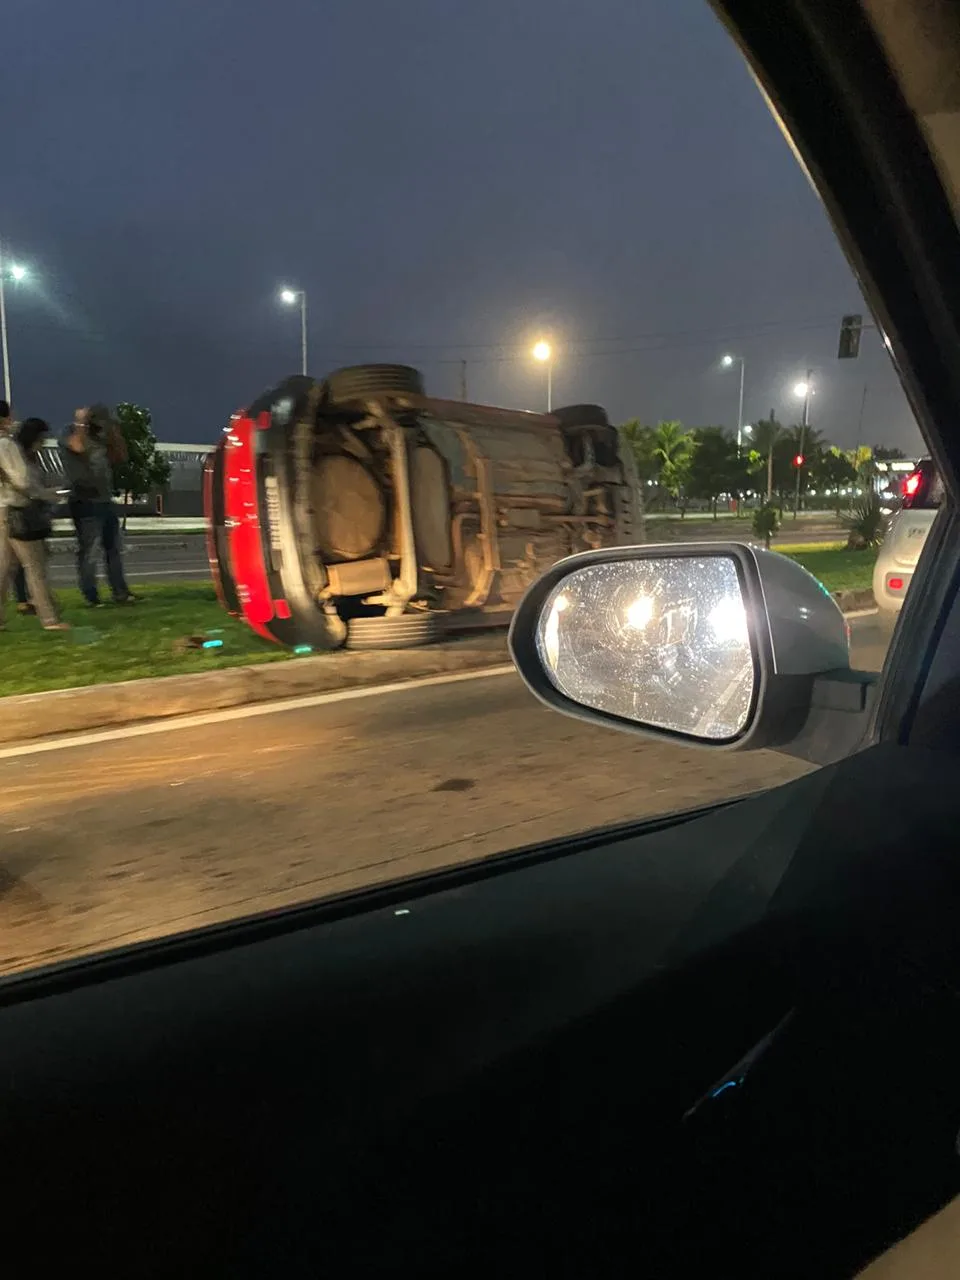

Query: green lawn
<box><xmin>0</xmin><ymin>582</ymin><xmax>289</xmax><ymax>698</ymax></box>
<box><xmin>0</xmin><ymin>547</ymin><xmax>878</xmax><ymax>700</ymax></box>
<box><xmin>786</xmin><ymin>547</ymin><xmax>876</xmax><ymax>594</ymax></box>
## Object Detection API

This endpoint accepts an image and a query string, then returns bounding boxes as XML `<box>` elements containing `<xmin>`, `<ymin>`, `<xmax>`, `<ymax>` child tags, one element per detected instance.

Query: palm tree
<box><xmin>783</xmin><ymin>423</ymin><xmax>825</xmax><ymax>458</ymax></box>
<box><xmin>619</xmin><ymin>419</ymin><xmax>658</xmax><ymax>484</ymax></box>
<box><xmin>750</xmin><ymin>417</ymin><xmax>782</xmax><ymax>501</ymax></box>
<box><xmin>652</xmin><ymin>420</ymin><xmax>695</xmax><ymax>513</ymax></box>
<box><xmin>618</xmin><ymin>419</ymin><xmax>653</xmax><ymax>540</ymax></box>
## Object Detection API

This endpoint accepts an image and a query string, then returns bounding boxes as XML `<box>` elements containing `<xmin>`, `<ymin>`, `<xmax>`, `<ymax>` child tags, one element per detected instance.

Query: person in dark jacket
<box><xmin>60</xmin><ymin>404</ymin><xmax>136</xmax><ymax>607</ymax></box>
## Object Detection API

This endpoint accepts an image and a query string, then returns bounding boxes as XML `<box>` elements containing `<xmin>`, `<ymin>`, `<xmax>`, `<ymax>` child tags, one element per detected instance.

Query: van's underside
<box><xmin>206</xmin><ymin>366</ymin><xmax>641</xmax><ymax>651</ymax></box>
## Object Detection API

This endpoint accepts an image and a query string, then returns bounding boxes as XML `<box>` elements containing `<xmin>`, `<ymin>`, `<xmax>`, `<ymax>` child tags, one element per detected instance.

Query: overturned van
<box><xmin>205</xmin><ymin>364</ymin><xmax>642</xmax><ymax>650</ymax></box>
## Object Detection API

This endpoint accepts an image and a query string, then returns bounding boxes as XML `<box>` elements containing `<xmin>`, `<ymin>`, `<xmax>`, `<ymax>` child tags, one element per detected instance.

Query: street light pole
<box><xmin>280</xmin><ymin>287</ymin><xmax>308</xmax><ymax>376</ymax></box>
<box><xmin>721</xmin><ymin>354</ymin><xmax>746</xmax><ymax>453</ymax></box>
<box><xmin>532</xmin><ymin>340</ymin><xmax>552</xmax><ymax>412</ymax></box>
<box><xmin>794</xmin><ymin>369</ymin><xmax>812</xmax><ymax>518</ymax></box>
<box><xmin>0</xmin><ymin>238</ymin><xmax>11</xmax><ymax>406</ymax></box>
<box><xmin>298</xmin><ymin>290</ymin><xmax>307</xmax><ymax>377</ymax></box>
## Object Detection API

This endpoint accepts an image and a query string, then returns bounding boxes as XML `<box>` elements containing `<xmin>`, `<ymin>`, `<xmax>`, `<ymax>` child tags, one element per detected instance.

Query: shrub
<box><xmin>844</xmin><ymin>492</ymin><xmax>888</xmax><ymax>550</ymax></box>
<box><xmin>752</xmin><ymin>503</ymin><xmax>781</xmax><ymax>549</ymax></box>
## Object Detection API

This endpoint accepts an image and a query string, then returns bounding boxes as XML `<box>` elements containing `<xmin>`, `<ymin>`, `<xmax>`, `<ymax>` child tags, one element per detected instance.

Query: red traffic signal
<box><xmin>793</xmin><ymin>454</ymin><xmax>805</xmax><ymax>468</ymax></box>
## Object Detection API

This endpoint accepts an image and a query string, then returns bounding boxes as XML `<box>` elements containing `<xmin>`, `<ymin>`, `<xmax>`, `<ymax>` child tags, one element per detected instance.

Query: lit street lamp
<box><xmin>532</xmin><ymin>339</ymin><xmax>553</xmax><ymax>412</ymax></box>
<box><xmin>0</xmin><ymin>241</ymin><xmax>28</xmax><ymax>406</ymax></box>
<box><xmin>792</xmin><ymin>372</ymin><xmax>813</xmax><ymax>517</ymax></box>
<box><xmin>280</xmin><ymin>286</ymin><xmax>308</xmax><ymax>376</ymax></box>
<box><xmin>721</xmin><ymin>353</ymin><xmax>746</xmax><ymax>453</ymax></box>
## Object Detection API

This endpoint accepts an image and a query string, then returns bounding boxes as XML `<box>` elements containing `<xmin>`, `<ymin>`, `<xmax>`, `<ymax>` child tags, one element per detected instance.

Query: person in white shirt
<box><xmin>0</xmin><ymin>399</ymin><xmax>31</xmax><ymax>614</ymax></box>
<box><xmin>0</xmin><ymin>417</ymin><xmax>69</xmax><ymax>630</ymax></box>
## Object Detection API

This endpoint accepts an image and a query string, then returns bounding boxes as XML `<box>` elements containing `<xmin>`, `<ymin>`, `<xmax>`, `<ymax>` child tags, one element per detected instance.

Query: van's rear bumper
<box><xmin>873</xmin><ymin>564</ymin><xmax>912</xmax><ymax>613</ymax></box>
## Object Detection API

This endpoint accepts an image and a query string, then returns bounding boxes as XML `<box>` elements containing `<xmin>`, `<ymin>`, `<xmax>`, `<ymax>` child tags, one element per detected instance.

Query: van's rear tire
<box><xmin>326</xmin><ymin>364</ymin><xmax>424</xmax><ymax>404</ymax></box>
<box><xmin>345</xmin><ymin>611</ymin><xmax>444</xmax><ymax>650</ymax></box>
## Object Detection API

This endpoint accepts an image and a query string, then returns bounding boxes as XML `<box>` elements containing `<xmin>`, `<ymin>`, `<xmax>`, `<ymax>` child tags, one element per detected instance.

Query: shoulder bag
<box><xmin>0</xmin><ymin>454</ymin><xmax>53</xmax><ymax>541</ymax></box>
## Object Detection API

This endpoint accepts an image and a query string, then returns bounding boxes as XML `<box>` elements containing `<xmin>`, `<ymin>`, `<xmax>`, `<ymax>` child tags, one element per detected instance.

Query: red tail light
<box><xmin>902</xmin><ymin>471</ymin><xmax>922</xmax><ymax>500</ymax></box>
<box><xmin>888</xmin><ymin>577</ymin><xmax>904</xmax><ymax>591</ymax></box>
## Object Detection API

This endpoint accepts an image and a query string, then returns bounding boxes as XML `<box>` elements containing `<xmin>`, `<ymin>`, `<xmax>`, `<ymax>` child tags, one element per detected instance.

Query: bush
<box><xmin>752</xmin><ymin>503</ymin><xmax>781</xmax><ymax>548</ymax></box>
<box><xmin>844</xmin><ymin>492</ymin><xmax>888</xmax><ymax>550</ymax></box>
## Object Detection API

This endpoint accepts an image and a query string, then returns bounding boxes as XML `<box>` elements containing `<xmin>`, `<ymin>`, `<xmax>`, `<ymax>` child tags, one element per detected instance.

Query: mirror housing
<box><xmin>508</xmin><ymin>543</ymin><xmax>853</xmax><ymax>752</ymax></box>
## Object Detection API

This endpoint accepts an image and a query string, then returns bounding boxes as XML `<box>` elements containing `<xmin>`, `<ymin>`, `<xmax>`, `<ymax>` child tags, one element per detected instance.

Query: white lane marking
<box><xmin>0</xmin><ymin>665</ymin><xmax>518</xmax><ymax>761</ymax></box>
<box><xmin>0</xmin><ymin>606</ymin><xmax>882</xmax><ymax>762</ymax></box>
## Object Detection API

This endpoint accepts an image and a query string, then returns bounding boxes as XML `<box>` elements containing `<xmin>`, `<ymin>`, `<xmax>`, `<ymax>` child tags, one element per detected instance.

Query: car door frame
<box><xmin>710</xmin><ymin>0</ymin><xmax>960</xmax><ymax>760</ymax></box>
<box><xmin>2</xmin><ymin>0</ymin><xmax>960</xmax><ymax>1003</ymax></box>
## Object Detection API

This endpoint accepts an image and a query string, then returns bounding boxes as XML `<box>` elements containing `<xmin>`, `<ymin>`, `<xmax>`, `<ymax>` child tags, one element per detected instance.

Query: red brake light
<box><xmin>902</xmin><ymin>471</ymin><xmax>922</xmax><ymax>499</ymax></box>
<box><xmin>888</xmin><ymin>577</ymin><xmax>904</xmax><ymax>591</ymax></box>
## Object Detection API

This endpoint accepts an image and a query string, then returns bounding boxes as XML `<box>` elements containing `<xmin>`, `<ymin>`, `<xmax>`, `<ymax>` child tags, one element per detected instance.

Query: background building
<box><xmin>35</xmin><ymin>440</ymin><xmax>208</xmax><ymax>518</ymax></box>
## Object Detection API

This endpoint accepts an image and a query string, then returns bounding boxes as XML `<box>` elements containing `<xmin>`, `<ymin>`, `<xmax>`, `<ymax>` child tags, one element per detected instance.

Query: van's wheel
<box><xmin>345</xmin><ymin>611</ymin><xmax>444</xmax><ymax>650</ymax></box>
<box><xmin>326</xmin><ymin>364</ymin><xmax>425</xmax><ymax>404</ymax></box>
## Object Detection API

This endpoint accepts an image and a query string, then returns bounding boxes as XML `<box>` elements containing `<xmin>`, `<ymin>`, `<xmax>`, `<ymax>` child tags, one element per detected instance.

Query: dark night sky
<box><xmin>4</xmin><ymin>0</ymin><xmax>921</xmax><ymax>453</ymax></box>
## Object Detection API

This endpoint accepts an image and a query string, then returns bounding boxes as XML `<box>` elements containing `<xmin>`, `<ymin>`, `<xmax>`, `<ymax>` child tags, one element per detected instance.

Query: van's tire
<box><xmin>326</xmin><ymin>364</ymin><xmax>424</xmax><ymax>404</ymax></box>
<box><xmin>552</xmin><ymin>403</ymin><xmax>611</xmax><ymax>428</ymax></box>
<box><xmin>345</xmin><ymin>611</ymin><xmax>444</xmax><ymax>650</ymax></box>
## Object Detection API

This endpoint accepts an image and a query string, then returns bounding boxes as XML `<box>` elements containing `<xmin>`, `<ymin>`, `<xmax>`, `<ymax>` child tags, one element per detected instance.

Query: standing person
<box><xmin>0</xmin><ymin>417</ymin><xmax>69</xmax><ymax>631</ymax></box>
<box><xmin>61</xmin><ymin>404</ymin><xmax>136</xmax><ymax>607</ymax></box>
<box><xmin>0</xmin><ymin>399</ymin><xmax>31</xmax><ymax>614</ymax></box>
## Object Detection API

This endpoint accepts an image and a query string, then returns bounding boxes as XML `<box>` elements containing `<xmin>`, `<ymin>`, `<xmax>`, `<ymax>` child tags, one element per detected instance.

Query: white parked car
<box><xmin>873</xmin><ymin>458</ymin><xmax>941</xmax><ymax>614</ymax></box>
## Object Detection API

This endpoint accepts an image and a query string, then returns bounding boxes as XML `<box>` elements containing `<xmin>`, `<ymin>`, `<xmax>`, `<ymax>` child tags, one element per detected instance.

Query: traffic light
<box><xmin>838</xmin><ymin>314</ymin><xmax>863</xmax><ymax>359</ymax></box>
<box><xmin>793</xmin><ymin>454</ymin><xmax>805</xmax><ymax>468</ymax></box>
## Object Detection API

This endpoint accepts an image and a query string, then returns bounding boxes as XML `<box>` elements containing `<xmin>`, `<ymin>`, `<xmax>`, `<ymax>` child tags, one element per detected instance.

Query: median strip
<box><xmin>0</xmin><ymin>634</ymin><xmax>513</xmax><ymax>746</ymax></box>
<box><xmin>0</xmin><ymin>548</ymin><xmax>879</xmax><ymax>746</ymax></box>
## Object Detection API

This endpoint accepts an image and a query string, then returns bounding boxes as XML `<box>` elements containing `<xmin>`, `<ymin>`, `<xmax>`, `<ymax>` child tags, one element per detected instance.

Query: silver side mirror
<box><xmin>508</xmin><ymin>544</ymin><xmax>851</xmax><ymax>750</ymax></box>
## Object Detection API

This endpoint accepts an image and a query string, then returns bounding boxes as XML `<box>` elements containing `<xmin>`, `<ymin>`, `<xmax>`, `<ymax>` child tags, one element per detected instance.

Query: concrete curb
<box><xmin>0</xmin><ymin>590</ymin><xmax>877</xmax><ymax>747</ymax></box>
<box><xmin>0</xmin><ymin>635</ymin><xmax>512</xmax><ymax>746</ymax></box>
<box><xmin>833</xmin><ymin>588</ymin><xmax>876</xmax><ymax>613</ymax></box>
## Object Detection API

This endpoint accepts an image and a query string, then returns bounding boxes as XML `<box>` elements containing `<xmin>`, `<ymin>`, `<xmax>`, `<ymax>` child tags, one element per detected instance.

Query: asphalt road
<box><xmin>0</xmin><ymin>614</ymin><xmax>891</xmax><ymax>977</ymax></box>
<box><xmin>845</xmin><ymin>612</ymin><xmax>893</xmax><ymax>673</ymax></box>
<box><xmin>46</xmin><ymin>533</ymin><xmax>210</xmax><ymax>586</ymax></box>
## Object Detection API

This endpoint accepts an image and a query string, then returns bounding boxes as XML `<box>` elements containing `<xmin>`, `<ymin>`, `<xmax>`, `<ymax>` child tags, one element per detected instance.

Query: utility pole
<box><xmin>459</xmin><ymin>359</ymin><xmax>467</xmax><ymax>401</ymax></box>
